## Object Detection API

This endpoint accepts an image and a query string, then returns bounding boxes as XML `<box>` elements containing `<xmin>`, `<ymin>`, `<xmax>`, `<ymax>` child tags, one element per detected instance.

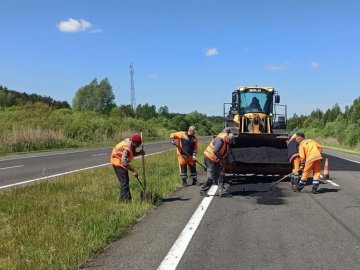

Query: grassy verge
<box><xmin>312</xmin><ymin>137</ymin><xmax>360</xmax><ymax>155</ymax></box>
<box><xmin>0</xmin><ymin>148</ymin><xmax>206</xmax><ymax>270</ymax></box>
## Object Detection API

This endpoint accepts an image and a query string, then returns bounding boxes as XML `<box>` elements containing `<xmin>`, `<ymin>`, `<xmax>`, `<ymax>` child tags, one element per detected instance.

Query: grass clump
<box><xmin>0</xmin><ymin>147</ymin><xmax>201</xmax><ymax>270</ymax></box>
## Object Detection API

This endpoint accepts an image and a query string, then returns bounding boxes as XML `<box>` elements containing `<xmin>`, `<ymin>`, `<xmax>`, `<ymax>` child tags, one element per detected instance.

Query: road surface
<box><xmin>83</xmin><ymin>149</ymin><xmax>360</xmax><ymax>270</ymax></box>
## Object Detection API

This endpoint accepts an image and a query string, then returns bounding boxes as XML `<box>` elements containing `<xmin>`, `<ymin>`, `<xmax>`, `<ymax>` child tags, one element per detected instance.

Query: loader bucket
<box><xmin>224</xmin><ymin>133</ymin><xmax>292</xmax><ymax>175</ymax></box>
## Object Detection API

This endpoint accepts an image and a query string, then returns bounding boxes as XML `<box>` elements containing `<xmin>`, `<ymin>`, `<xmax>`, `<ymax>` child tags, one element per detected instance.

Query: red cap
<box><xmin>131</xmin><ymin>134</ymin><xmax>142</xmax><ymax>146</ymax></box>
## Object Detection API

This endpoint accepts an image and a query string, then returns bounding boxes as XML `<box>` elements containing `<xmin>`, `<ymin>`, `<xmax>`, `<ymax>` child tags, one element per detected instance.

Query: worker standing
<box><xmin>170</xmin><ymin>126</ymin><xmax>198</xmax><ymax>187</ymax></box>
<box><xmin>287</xmin><ymin>132</ymin><xmax>301</xmax><ymax>189</ymax></box>
<box><xmin>110</xmin><ymin>134</ymin><xmax>144</xmax><ymax>202</ymax></box>
<box><xmin>200</xmin><ymin>127</ymin><xmax>234</xmax><ymax>198</ymax></box>
<box><xmin>292</xmin><ymin>131</ymin><xmax>323</xmax><ymax>194</ymax></box>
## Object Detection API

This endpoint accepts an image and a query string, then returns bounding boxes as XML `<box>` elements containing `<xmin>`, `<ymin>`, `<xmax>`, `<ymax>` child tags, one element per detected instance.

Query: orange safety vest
<box><xmin>204</xmin><ymin>132</ymin><xmax>229</xmax><ymax>162</ymax></box>
<box><xmin>299</xmin><ymin>139</ymin><xmax>322</xmax><ymax>165</ymax></box>
<box><xmin>170</xmin><ymin>131</ymin><xmax>198</xmax><ymax>156</ymax></box>
<box><xmin>110</xmin><ymin>139</ymin><xmax>134</xmax><ymax>169</ymax></box>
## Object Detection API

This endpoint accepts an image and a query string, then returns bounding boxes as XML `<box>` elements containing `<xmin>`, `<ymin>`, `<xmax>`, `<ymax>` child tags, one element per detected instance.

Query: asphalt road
<box><xmin>83</xmin><ymin>149</ymin><xmax>360</xmax><ymax>270</ymax></box>
<box><xmin>2</xmin><ymin>142</ymin><xmax>360</xmax><ymax>269</ymax></box>
<box><xmin>0</xmin><ymin>138</ymin><xmax>211</xmax><ymax>189</ymax></box>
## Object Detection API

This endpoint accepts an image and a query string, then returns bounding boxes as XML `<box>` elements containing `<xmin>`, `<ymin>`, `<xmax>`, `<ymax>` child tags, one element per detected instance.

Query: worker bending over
<box><xmin>200</xmin><ymin>127</ymin><xmax>234</xmax><ymax>198</ymax></box>
<box><xmin>287</xmin><ymin>131</ymin><xmax>301</xmax><ymax>189</ymax></box>
<box><xmin>170</xmin><ymin>126</ymin><xmax>198</xmax><ymax>187</ymax></box>
<box><xmin>110</xmin><ymin>134</ymin><xmax>145</xmax><ymax>202</ymax></box>
<box><xmin>292</xmin><ymin>131</ymin><xmax>323</xmax><ymax>194</ymax></box>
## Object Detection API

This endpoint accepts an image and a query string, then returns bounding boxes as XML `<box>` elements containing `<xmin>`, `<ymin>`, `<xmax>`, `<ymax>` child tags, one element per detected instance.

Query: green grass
<box><xmin>312</xmin><ymin>136</ymin><xmax>360</xmax><ymax>155</ymax></box>
<box><xmin>0</xmin><ymin>148</ymin><xmax>204</xmax><ymax>270</ymax></box>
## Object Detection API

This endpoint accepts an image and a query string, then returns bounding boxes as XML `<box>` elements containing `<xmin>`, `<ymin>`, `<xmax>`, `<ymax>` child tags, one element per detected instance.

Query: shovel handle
<box><xmin>140</xmin><ymin>132</ymin><xmax>146</xmax><ymax>190</ymax></box>
<box><xmin>173</xmin><ymin>143</ymin><xmax>207</xmax><ymax>171</ymax></box>
<box><xmin>135</xmin><ymin>176</ymin><xmax>146</xmax><ymax>191</ymax></box>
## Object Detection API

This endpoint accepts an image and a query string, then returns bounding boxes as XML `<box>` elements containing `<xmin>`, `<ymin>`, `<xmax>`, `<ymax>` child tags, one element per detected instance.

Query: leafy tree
<box><xmin>72</xmin><ymin>78</ymin><xmax>115</xmax><ymax>114</ymax></box>
<box><xmin>170</xmin><ymin>115</ymin><xmax>190</xmax><ymax>131</ymax></box>
<box><xmin>119</xmin><ymin>104</ymin><xmax>135</xmax><ymax>117</ymax></box>
<box><xmin>0</xmin><ymin>85</ymin><xmax>70</xmax><ymax>108</ymax></box>
<box><xmin>158</xmin><ymin>106</ymin><xmax>169</xmax><ymax>117</ymax></box>
<box><xmin>136</xmin><ymin>103</ymin><xmax>157</xmax><ymax>120</ymax></box>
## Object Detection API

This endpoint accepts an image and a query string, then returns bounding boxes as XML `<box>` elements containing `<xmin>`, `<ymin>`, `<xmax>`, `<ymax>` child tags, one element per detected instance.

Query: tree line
<box><xmin>287</xmin><ymin>98</ymin><xmax>360</xmax><ymax>148</ymax></box>
<box><xmin>0</xmin><ymin>85</ymin><xmax>70</xmax><ymax>109</ymax></box>
<box><xmin>0</xmin><ymin>79</ymin><xmax>223</xmax><ymax>154</ymax></box>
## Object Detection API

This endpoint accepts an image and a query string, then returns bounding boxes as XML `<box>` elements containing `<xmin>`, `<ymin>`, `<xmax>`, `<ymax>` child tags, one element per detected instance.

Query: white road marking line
<box><xmin>0</xmin><ymin>164</ymin><xmax>109</xmax><ymax>190</ymax></box>
<box><xmin>326</xmin><ymin>180</ymin><xmax>340</xmax><ymax>187</ymax></box>
<box><xmin>0</xmin><ymin>149</ymin><xmax>173</xmax><ymax>190</ymax></box>
<box><xmin>325</xmin><ymin>153</ymin><xmax>360</xmax><ymax>164</ymax></box>
<box><xmin>91</xmin><ymin>153</ymin><xmax>107</xmax><ymax>157</ymax></box>
<box><xmin>157</xmin><ymin>185</ymin><xmax>218</xmax><ymax>270</ymax></box>
<box><xmin>0</xmin><ymin>148</ymin><xmax>111</xmax><ymax>162</ymax></box>
<box><xmin>0</xmin><ymin>165</ymin><xmax>24</xmax><ymax>170</ymax></box>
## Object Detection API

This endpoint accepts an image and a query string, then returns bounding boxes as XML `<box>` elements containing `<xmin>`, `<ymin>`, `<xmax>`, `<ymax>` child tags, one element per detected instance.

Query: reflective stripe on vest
<box><xmin>110</xmin><ymin>140</ymin><xmax>134</xmax><ymax>168</ymax></box>
<box><xmin>204</xmin><ymin>132</ymin><xmax>229</xmax><ymax>162</ymax></box>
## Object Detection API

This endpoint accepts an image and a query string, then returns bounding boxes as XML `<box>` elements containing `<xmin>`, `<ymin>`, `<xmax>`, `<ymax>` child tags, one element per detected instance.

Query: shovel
<box><xmin>268</xmin><ymin>172</ymin><xmax>293</xmax><ymax>190</ymax></box>
<box><xmin>134</xmin><ymin>175</ymin><xmax>152</xmax><ymax>201</ymax></box>
<box><xmin>136</xmin><ymin>132</ymin><xmax>153</xmax><ymax>201</ymax></box>
<box><xmin>173</xmin><ymin>143</ymin><xmax>207</xmax><ymax>171</ymax></box>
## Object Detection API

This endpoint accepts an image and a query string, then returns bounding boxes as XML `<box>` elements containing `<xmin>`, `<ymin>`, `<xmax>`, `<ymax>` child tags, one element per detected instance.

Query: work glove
<box><xmin>170</xmin><ymin>139</ymin><xmax>176</xmax><ymax>145</ymax></box>
<box><xmin>138</xmin><ymin>149</ymin><xmax>145</xmax><ymax>156</ymax></box>
<box><xmin>132</xmin><ymin>170</ymin><xmax>139</xmax><ymax>177</ymax></box>
<box><xmin>298</xmin><ymin>166</ymin><xmax>304</xmax><ymax>175</ymax></box>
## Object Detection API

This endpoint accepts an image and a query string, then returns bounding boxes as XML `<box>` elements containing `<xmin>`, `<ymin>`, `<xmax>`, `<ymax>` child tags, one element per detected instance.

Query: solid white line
<box><xmin>325</xmin><ymin>153</ymin><xmax>360</xmax><ymax>164</ymax></box>
<box><xmin>0</xmin><ymin>163</ymin><xmax>109</xmax><ymax>190</ymax></box>
<box><xmin>0</xmin><ymin>149</ymin><xmax>173</xmax><ymax>190</ymax></box>
<box><xmin>91</xmin><ymin>153</ymin><xmax>107</xmax><ymax>157</ymax></box>
<box><xmin>0</xmin><ymin>148</ymin><xmax>111</xmax><ymax>162</ymax></box>
<box><xmin>326</xmin><ymin>180</ymin><xmax>340</xmax><ymax>187</ymax></box>
<box><xmin>0</xmin><ymin>165</ymin><xmax>24</xmax><ymax>170</ymax></box>
<box><xmin>157</xmin><ymin>185</ymin><xmax>218</xmax><ymax>270</ymax></box>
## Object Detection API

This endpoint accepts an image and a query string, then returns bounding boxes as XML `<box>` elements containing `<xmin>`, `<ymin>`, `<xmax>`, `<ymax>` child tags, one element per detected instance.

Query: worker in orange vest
<box><xmin>287</xmin><ymin>131</ymin><xmax>302</xmax><ymax>189</ymax></box>
<box><xmin>170</xmin><ymin>126</ymin><xmax>198</xmax><ymax>187</ymax></box>
<box><xmin>110</xmin><ymin>134</ymin><xmax>144</xmax><ymax>202</ymax></box>
<box><xmin>200</xmin><ymin>127</ymin><xmax>234</xmax><ymax>198</ymax></box>
<box><xmin>292</xmin><ymin>131</ymin><xmax>323</xmax><ymax>194</ymax></box>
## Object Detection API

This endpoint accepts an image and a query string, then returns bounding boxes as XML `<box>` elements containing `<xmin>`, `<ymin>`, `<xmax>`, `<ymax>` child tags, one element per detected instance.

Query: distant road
<box><xmin>0</xmin><ymin>137</ymin><xmax>212</xmax><ymax>190</ymax></box>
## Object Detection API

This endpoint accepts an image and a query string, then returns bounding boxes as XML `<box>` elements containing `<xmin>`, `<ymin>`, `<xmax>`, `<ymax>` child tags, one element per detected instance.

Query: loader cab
<box><xmin>237</xmin><ymin>87</ymin><xmax>274</xmax><ymax>115</ymax></box>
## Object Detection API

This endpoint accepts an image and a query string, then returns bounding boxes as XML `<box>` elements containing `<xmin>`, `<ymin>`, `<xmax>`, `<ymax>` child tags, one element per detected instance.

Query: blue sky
<box><xmin>1</xmin><ymin>0</ymin><xmax>359</xmax><ymax>117</ymax></box>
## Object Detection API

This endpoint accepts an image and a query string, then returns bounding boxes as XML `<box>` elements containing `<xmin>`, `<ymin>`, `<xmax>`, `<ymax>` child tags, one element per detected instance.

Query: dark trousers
<box><xmin>202</xmin><ymin>157</ymin><xmax>224</xmax><ymax>189</ymax></box>
<box><xmin>180</xmin><ymin>163</ymin><xmax>197</xmax><ymax>180</ymax></box>
<box><xmin>113</xmin><ymin>166</ymin><xmax>131</xmax><ymax>201</ymax></box>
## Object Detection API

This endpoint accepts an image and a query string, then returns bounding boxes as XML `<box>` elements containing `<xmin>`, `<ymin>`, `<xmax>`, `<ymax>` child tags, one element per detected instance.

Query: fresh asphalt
<box><xmin>82</xmin><ymin>149</ymin><xmax>360</xmax><ymax>270</ymax></box>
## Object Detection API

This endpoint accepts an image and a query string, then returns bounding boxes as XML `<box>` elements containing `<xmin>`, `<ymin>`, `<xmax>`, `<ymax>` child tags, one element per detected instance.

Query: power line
<box><xmin>129</xmin><ymin>63</ymin><xmax>136</xmax><ymax>112</ymax></box>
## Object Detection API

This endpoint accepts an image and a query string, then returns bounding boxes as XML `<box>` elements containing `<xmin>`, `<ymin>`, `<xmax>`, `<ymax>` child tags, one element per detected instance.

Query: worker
<box><xmin>292</xmin><ymin>131</ymin><xmax>323</xmax><ymax>194</ymax></box>
<box><xmin>200</xmin><ymin>127</ymin><xmax>235</xmax><ymax>198</ymax></box>
<box><xmin>286</xmin><ymin>131</ymin><xmax>301</xmax><ymax>189</ymax></box>
<box><xmin>170</xmin><ymin>126</ymin><xmax>198</xmax><ymax>186</ymax></box>
<box><xmin>248</xmin><ymin>97</ymin><xmax>262</xmax><ymax>112</ymax></box>
<box><xmin>110</xmin><ymin>134</ymin><xmax>145</xmax><ymax>202</ymax></box>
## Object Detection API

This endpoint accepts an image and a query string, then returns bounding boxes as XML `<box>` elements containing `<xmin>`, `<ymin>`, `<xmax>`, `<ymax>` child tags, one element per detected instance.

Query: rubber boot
<box><xmin>311</xmin><ymin>180</ymin><xmax>320</xmax><ymax>194</ymax></box>
<box><xmin>200</xmin><ymin>179</ymin><xmax>213</xmax><ymax>197</ymax></box>
<box><xmin>292</xmin><ymin>180</ymin><xmax>306</xmax><ymax>192</ymax></box>
<box><xmin>181</xmin><ymin>176</ymin><xmax>188</xmax><ymax>187</ymax></box>
<box><xmin>218</xmin><ymin>177</ymin><xmax>232</xmax><ymax>198</ymax></box>
<box><xmin>192</xmin><ymin>177</ymin><xmax>198</xmax><ymax>186</ymax></box>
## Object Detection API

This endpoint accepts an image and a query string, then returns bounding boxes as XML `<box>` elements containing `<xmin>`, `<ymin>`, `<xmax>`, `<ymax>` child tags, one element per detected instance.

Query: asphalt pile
<box><xmin>228</xmin><ymin>147</ymin><xmax>289</xmax><ymax>164</ymax></box>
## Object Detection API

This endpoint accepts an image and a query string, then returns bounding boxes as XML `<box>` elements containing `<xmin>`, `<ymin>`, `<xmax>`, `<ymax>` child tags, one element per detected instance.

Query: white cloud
<box><xmin>310</xmin><ymin>61</ymin><xmax>320</xmax><ymax>68</ymax></box>
<box><xmin>264</xmin><ymin>61</ymin><xmax>290</xmax><ymax>72</ymax></box>
<box><xmin>57</xmin><ymin>18</ymin><xmax>98</xmax><ymax>33</ymax></box>
<box><xmin>205</xmin><ymin>48</ymin><xmax>218</xmax><ymax>57</ymax></box>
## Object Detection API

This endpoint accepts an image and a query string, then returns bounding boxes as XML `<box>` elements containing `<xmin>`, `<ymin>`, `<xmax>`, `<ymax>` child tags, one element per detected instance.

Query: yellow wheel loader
<box><xmin>223</xmin><ymin>86</ymin><xmax>291</xmax><ymax>175</ymax></box>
